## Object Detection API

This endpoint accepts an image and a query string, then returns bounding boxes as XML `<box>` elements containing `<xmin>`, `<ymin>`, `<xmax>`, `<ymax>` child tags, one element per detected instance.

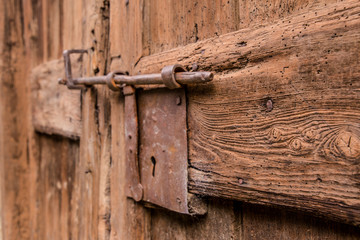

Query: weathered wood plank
<box><xmin>238</xmin><ymin>0</ymin><xmax>338</xmax><ymax>28</ymax></box>
<box><xmin>136</xmin><ymin>1</ymin><xmax>360</xmax><ymax>74</ymax></box>
<box><xmin>146</xmin><ymin>0</ymin><xmax>240</xmax><ymax>55</ymax></box>
<box><xmin>134</xmin><ymin>0</ymin><xmax>360</xmax><ymax>225</ymax></box>
<box><xmin>77</xmin><ymin>0</ymin><xmax>112</xmax><ymax>239</ymax></box>
<box><xmin>36</xmin><ymin>135</ymin><xmax>78</xmax><ymax>240</ymax></box>
<box><xmin>150</xmin><ymin>199</ymin><xmax>238</xmax><ymax>240</ymax></box>
<box><xmin>239</xmin><ymin>202</ymin><xmax>360</xmax><ymax>239</ymax></box>
<box><xmin>79</xmin><ymin>88</ymin><xmax>101</xmax><ymax>239</ymax></box>
<box><xmin>23</xmin><ymin>0</ymin><xmax>85</xmax><ymax>239</ymax></box>
<box><xmin>109</xmin><ymin>1</ymin><xmax>151</xmax><ymax>239</ymax></box>
<box><xmin>31</xmin><ymin>58</ymin><xmax>82</xmax><ymax>139</ymax></box>
<box><xmin>41</xmin><ymin>0</ymin><xmax>63</xmax><ymax>61</ymax></box>
<box><xmin>0</xmin><ymin>1</ymin><xmax>32</xmax><ymax>239</ymax></box>
<box><xmin>3</xmin><ymin>0</ymin><xmax>360</xmax><ymax>239</ymax></box>
<box><xmin>0</xmin><ymin>0</ymin><xmax>5</xmax><ymax>238</ymax></box>
<box><xmin>136</xmin><ymin>1</ymin><xmax>356</xmax><ymax>239</ymax></box>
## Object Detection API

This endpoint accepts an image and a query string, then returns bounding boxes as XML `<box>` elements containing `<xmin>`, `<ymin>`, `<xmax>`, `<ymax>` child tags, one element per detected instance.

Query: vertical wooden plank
<box><xmin>22</xmin><ymin>2</ymin><xmax>44</xmax><ymax>239</ymax></box>
<box><xmin>109</xmin><ymin>0</ymin><xmax>151</xmax><ymax>239</ymax></box>
<box><xmin>0</xmin><ymin>1</ymin><xmax>32</xmax><ymax>239</ymax></box>
<box><xmin>21</xmin><ymin>0</ymin><xmax>83</xmax><ymax>239</ymax></box>
<box><xmin>62</xmin><ymin>0</ymin><xmax>83</xmax><ymax>49</ymax></box>
<box><xmin>150</xmin><ymin>199</ymin><xmax>238</xmax><ymax>240</ymax></box>
<box><xmin>0</xmin><ymin>1</ymin><xmax>4</xmax><ymax>238</ymax></box>
<box><xmin>42</xmin><ymin>0</ymin><xmax>63</xmax><ymax>61</ymax></box>
<box><xmin>36</xmin><ymin>135</ymin><xmax>78</xmax><ymax>240</ymax></box>
<box><xmin>60</xmin><ymin>1</ymin><xmax>85</xmax><ymax>239</ymax></box>
<box><xmin>77</xmin><ymin>0</ymin><xmax>111</xmax><ymax>239</ymax></box>
<box><xmin>78</xmin><ymin>88</ymin><xmax>100</xmax><ymax>240</ymax></box>
<box><xmin>1</xmin><ymin>0</ymin><xmax>110</xmax><ymax>239</ymax></box>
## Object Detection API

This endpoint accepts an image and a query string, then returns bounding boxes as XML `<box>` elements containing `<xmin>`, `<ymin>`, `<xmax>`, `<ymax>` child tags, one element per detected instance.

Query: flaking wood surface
<box><xmin>135</xmin><ymin>0</ymin><xmax>360</xmax><ymax>226</ymax></box>
<box><xmin>31</xmin><ymin>59</ymin><xmax>82</xmax><ymax>139</ymax></box>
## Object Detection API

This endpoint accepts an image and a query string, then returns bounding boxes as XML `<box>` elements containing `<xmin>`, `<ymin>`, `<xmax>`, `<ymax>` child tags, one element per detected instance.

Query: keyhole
<box><xmin>151</xmin><ymin>156</ymin><xmax>156</xmax><ymax>177</ymax></box>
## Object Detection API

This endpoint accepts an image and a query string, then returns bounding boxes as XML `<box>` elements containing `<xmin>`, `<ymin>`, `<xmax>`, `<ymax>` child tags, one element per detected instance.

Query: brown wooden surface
<box><xmin>1</xmin><ymin>0</ymin><xmax>360</xmax><ymax>239</ymax></box>
<box><xmin>35</xmin><ymin>135</ymin><xmax>79</xmax><ymax>240</ymax></box>
<box><xmin>109</xmin><ymin>1</ymin><xmax>151</xmax><ymax>239</ymax></box>
<box><xmin>31</xmin><ymin>59</ymin><xmax>82</xmax><ymax>139</ymax></box>
<box><xmin>0</xmin><ymin>1</ymin><xmax>32</xmax><ymax>239</ymax></box>
<box><xmin>23</xmin><ymin>0</ymin><xmax>84</xmax><ymax>239</ymax></box>
<box><xmin>135</xmin><ymin>0</ymin><xmax>360</xmax><ymax>226</ymax></box>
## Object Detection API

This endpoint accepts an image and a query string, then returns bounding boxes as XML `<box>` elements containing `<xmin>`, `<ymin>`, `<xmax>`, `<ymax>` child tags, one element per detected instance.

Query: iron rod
<box><xmin>60</xmin><ymin>71</ymin><xmax>213</xmax><ymax>86</ymax></box>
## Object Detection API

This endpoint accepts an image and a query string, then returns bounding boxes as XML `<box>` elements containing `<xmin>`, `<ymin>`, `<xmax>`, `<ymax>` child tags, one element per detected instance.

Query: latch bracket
<box><xmin>60</xmin><ymin>49</ymin><xmax>212</xmax><ymax>214</ymax></box>
<box><xmin>137</xmin><ymin>88</ymin><xmax>190</xmax><ymax>214</ymax></box>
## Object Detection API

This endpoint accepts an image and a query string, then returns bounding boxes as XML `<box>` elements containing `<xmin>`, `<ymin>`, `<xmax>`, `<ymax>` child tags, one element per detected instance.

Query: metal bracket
<box><xmin>61</xmin><ymin>49</ymin><xmax>88</xmax><ymax>89</ymax></box>
<box><xmin>60</xmin><ymin>49</ymin><xmax>212</xmax><ymax>214</ymax></box>
<box><xmin>59</xmin><ymin>50</ymin><xmax>213</xmax><ymax>90</ymax></box>
<box><xmin>124</xmin><ymin>86</ymin><xmax>144</xmax><ymax>202</ymax></box>
<box><xmin>137</xmin><ymin>88</ymin><xmax>190</xmax><ymax>213</ymax></box>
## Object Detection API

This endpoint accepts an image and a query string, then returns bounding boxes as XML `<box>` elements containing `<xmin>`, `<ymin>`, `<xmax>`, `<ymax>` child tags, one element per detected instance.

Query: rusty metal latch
<box><xmin>59</xmin><ymin>49</ymin><xmax>212</xmax><ymax>214</ymax></box>
<box><xmin>59</xmin><ymin>49</ymin><xmax>213</xmax><ymax>90</ymax></box>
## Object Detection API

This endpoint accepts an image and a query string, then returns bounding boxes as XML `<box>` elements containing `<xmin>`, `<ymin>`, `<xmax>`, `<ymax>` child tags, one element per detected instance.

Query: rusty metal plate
<box><xmin>138</xmin><ymin>88</ymin><xmax>189</xmax><ymax>214</ymax></box>
<box><xmin>124</xmin><ymin>86</ymin><xmax>143</xmax><ymax>202</ymax></box>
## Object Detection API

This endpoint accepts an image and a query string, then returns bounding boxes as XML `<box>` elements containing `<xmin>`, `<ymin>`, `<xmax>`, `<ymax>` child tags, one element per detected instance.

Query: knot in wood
<box><xmin>290</xmin><ymin>138</ymin><xmax>303</xmax><ymax>151</ymax></box>
<box><xmin>268</xmin><ymin>127</ymin><xmax>283</xmax><ymax>143</ymax></box>
<box><xmin>266</xmin><ymin>99</ymin><xmax>273</xmax><ymax>112</ymax></box>
<box><xmin>303</xmin><ymin>127</ymin><xmax>318</xmax><ymax>143</ymax></box>
<box><xmin>334</xmin><ymin>130</ymin><xmax>360</xmax><ymax>161</ymax></box>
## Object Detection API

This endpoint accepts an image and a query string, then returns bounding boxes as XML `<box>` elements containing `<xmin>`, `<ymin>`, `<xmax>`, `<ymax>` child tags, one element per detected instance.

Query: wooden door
<box><xmin>1</xmin><ymin>0</ymin><xmax>360</xmax><ymax>239</ymax></box>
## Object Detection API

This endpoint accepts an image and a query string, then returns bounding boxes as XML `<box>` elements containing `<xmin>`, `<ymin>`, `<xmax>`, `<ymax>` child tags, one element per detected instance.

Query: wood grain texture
<box><xmin>116</xmin><ymin>0</ymin><xmax>359</xmax><ymax>239</ymax></box>
<box><xmin>144</xmin><ymin>0</ymin><xmax>341</xmax><ymax>55</ymax></box>
<box><xmin>79</xmin><ymin>88</ymin><xmax>102</xmax><ymax>240</ymax></box>
<box><xmin>145</xmin><ymin>0</ymin><xmax>240</xmax><ymax>55</ymax></box>
<box><xmin>0</xmin><ymin>1</ymin><xmax>32</xmax><ymax>239</ymax></box>
<box><xmin>36</xmin><ymin>135</ymin><xmax>79</xmax><ymax>240</ymax></box>
<box><xmin>0</xmin><ymin>1</ymin><xmax>4</xmax><ymax>238</ymax></box>
<box><xmin>238</xmin><ymin>0</ymin><xmax>339</xmax><ymax>28</ymax></box>
<box><xmin>239</xmin><ymin>202</ymin><xmax>360</xmax><ymax>239</ymax></box>
<box><xmin>23</xmin><ymin>0</ymin><xmax>110</xmax><ymax>239</ymax></box>
<box><xmin>31</xmin><ymin>59</ymin><xmax>82</xmax><ymax>139</ymax></box>
<box><xmin>3</xmin><ymin>0</ymin><xmax>360</xmax><ymax>238</ymax></box>
<box><xmin>77</xmin><ymin>0</ymin><xmax>112</xmax><ymax>239</ymax></box>
<box><xmin>109</xmin><ymin>1</ymin><xmax>151</xmax><ymax>239</ymax></box>
<box><xmin>188</xmin><ymin>1</ymin><xmax>360</xmax><ymax>225</ymax></box>
<box><xmin>134</xmin><ymin>0</ymin><xmax>360</xmax><ymax>226</ymax></box>
<box><xmin>150</xmin><ymin>198</ymin><xmax>238</xmax><ymax>240</ymax></box>
<box><xmin>22</xmin><ymin>0</ymin><xmax>84</xmax><ymax>239</ymax></box>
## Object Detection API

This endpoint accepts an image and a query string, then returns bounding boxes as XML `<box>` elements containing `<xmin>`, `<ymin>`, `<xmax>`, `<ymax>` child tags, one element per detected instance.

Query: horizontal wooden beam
<box><xmin>31</xmin><ymin>59</ymin><xmax>82</xmax><ymax>139</ymax></box>
<box><xmin>135</xmin><ymin>1</ymin><xmax>360</xmax><ymax>226</ymax></box>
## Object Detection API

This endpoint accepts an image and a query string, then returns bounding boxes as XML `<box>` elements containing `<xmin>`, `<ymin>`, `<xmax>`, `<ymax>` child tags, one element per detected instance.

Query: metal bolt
<box><xmin>60</xmin><ymin>49</ymin><xmax>213</xmax><ymax>91</ymax></box>
<box><xmin>176</xmin><ymin>96</ymin><xmax>182</xmax><ymax>105</ymax></box>
<box><xmin>266</xmin><ymin>99</ymin><xmax>273</xmax><ymax>112</ymax></box>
